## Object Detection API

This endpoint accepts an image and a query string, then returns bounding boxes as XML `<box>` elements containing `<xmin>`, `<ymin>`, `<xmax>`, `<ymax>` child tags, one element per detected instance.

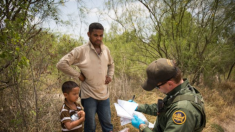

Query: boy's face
<box><xmin>64</xmin><ymin>87</ymin><xmax>80</xmax><ymax>103</ymax></box>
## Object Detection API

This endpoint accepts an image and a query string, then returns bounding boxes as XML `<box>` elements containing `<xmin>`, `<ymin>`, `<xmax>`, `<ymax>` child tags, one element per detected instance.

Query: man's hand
<box><xmin>131</xmin><ymin>115</ymin><xmax>145</xmax><ymax>128</ymax></box>
<box><xmin>79</xmin><ymin>72</ymin><xmax>85</xmax><ymax>81</ymax></box>
<box><xmin>105</xmin><ymin>76</ymin><xmax>111</xmax><ymax>84</ymax></box>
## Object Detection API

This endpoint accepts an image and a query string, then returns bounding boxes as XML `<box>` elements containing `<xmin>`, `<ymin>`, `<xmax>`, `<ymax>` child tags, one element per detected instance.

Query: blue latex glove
<box><xmin>128</xmin><ymin>100</ymin><xmax>137</xmax><ymax>103</ymax></box>
<box><xmin>131</xmin><ymin>115</ymin><xmax>145</xmax><ymax>128</ymax></box>
<box><xmin>128</xmin><ymin>100</ymin><xmax>138</xmax><ymax>110</ymax></box>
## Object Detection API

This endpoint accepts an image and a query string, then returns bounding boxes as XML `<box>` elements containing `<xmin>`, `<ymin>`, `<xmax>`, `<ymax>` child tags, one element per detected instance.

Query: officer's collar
<box><xmin>166</xmin><ymin>78</ymin><xmax>189</xmax><ymax>96</ymax></box>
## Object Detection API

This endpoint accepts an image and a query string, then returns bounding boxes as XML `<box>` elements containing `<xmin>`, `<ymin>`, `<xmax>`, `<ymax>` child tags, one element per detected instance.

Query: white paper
<box><xmin>114</xmin><ymin>99</ymin><xmax>154</xmax><ymax>128</ymax></box>
<box><xmin>114</xmin><ymin>103</ymin><xmax>133</xmax><ymax>119</ymax></box>
<box><xmin>120</xmin><ymin>117</ymin><xmax>131</xmax><ymax>126</ymax></box>
<box><xmin>133</xmin><ymin>111</ymin><xmax>154</xmax><ymax>128</ymax></box>
<box><xmin>117</xmin><ymin>99</ymin><xmax>138</xmax><ymax>116</ymax></box>
<box><xmin>148</xmin><ymin>122</ymin><xmax>154</xmax><ymax>128</ymax></box>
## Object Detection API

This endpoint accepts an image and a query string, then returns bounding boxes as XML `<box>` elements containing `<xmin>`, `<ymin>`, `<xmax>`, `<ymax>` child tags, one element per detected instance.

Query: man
<box><xmin>57</xmin><ymin>22</ymin><xmax>114</xmax><ymax>132</ymax></box>
<box><xmin>131</xmin><ymin>58</ymin><xmax>206</xmax><ymax>132</ymax></box>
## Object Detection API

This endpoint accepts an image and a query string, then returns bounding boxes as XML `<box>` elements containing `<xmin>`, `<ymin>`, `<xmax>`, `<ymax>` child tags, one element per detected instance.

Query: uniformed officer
<box><xmin>131</xmin><ymin>58</ymin><xmax>206</xmax><ymax>132</ymax></box>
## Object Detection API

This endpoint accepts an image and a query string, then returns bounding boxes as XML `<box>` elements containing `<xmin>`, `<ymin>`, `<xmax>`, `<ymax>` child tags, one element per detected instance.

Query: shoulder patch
<box><xmin>172</xmin><ymin>110</ymin><xmax>186</xmax><ymax>124</ymax></box>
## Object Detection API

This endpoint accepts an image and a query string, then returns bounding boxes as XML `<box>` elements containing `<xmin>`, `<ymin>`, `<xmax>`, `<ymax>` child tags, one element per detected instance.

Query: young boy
<box><xmin>60</xmin><ymin>81</ymin><xmax>85</xmax><ymax>132</ymax></box>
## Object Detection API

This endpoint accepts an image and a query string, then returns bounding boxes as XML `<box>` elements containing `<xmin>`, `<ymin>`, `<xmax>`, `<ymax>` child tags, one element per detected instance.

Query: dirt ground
<box><xmin>220</xmin><ymin>114</ymin><xmax>235</xmax><ymax>132</ymax></box>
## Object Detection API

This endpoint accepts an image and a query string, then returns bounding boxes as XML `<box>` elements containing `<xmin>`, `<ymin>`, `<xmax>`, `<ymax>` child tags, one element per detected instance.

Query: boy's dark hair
<box><xmin>62</xmin><ymin>81</ymin><xmax>79</xmax><ymax>94</ymax></box>
<box><xmin>89</xmin><ymin>22</ymin><xmax>104</xmax><ymax>33</ymax></box>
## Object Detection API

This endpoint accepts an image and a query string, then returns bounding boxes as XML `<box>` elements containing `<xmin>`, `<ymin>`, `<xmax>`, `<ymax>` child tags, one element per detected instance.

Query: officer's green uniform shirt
<box><xmin>136</xmin><ymin>79</ymin><xmax>206</xmax><ymax>132</ymax></box>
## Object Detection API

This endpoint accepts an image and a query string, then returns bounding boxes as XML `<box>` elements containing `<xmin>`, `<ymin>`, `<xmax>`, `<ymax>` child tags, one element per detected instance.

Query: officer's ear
<box><xmin>167</xmin><ymin>80</ymin><xmax>175</xmax><ymax>89</ymax></box>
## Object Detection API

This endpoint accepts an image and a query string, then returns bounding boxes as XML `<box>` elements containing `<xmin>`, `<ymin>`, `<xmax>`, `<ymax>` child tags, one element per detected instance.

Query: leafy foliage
<box><xmin>103</xmin><ymin>0</ymin><xmax>235</xmax><ymax>84</ymax></box>
<box><xmin>0</xmin><ymin>0</ymin><xmax>235</xmax><ymax>131</ymax></box>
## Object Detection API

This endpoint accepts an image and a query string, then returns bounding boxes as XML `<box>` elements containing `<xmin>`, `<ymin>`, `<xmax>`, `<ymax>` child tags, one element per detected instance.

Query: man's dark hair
<box><xmin>89</xmin><ymin>22</ymin><xmax>104</xmax><ymax>33</ymax></box>
<box><xmin>62</xmin><ymin>81</ymin><xmax>79</xmax><ymax>94</ymax></box>
<box><xmin>172</xmin><ymin>67</ymin><xmax>182</xmax><ymax>83</ymax></box>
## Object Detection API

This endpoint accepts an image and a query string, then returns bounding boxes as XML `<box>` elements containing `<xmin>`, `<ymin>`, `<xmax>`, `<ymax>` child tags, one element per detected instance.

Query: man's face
<box><xmin>88</xmin><ymin>29</ymin><xmax>104</xmax><ymax>46</ymax></box>
<box><xmin>157</xmin><ymin>82</ymin><xmax>169</xmax><ymax>94</ymax></box>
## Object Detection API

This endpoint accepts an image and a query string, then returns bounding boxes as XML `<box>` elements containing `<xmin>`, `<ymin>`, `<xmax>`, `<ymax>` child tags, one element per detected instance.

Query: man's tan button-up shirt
<box><xmin>56</xmin><ymin>41</ymin><xmax>114</xmax><ymax>100</ymax></box>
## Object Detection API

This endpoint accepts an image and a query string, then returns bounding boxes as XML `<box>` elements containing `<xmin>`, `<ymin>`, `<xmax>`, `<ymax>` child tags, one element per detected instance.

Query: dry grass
<box><xmin>0</xmin><ymin>74</ymin><xmax>62</xmax><ymax>132</ymax></box>
<box><xmin>201</xmin><ymin>81</ymin><xmax>235</xmax><ymax>132</ymax></box>
<box><xmin>1</xmin><ymin>74</ymin><xmax>235</xmax><ymax>132</ymax></box>
<box><xmin>107</xmin><ymin>79</ymin><xmax>235</xmax><ymax>132</ymax></box>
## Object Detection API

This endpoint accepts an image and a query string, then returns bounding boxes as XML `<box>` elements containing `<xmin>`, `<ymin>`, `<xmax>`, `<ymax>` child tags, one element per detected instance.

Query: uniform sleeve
<box><xmin>56</xmin><ymin>47</ymin><xmax>81</xmax><ymax>78</ymax></box>
<box><xmin>142</xmin><ymin>127</ymin><xmax>154</xmax><ymax>132</ymax></box>
<box><xmin>136</xmin><ymin>104</ymin><xmax>158</xmax><ymax>132</ymax></box>
<box><xmin>164</xmin><ymin>108</ymin><xmax>196</xmax><ymax>132</ymax></box>
<box><xmin>106</xmin><ymin>48</ymin><xmax>115</xmax><ymax>79</ymax></box>
<box><xmin>60</xmin><ymin>109</ymin><xmax>71</xmax><ymax>124</ymax></box>
<box><xmin>137</xmin><ymin>104</ymin><xmax>158</xmax><ymax>116</ymax></box>
<box><xmin>141</xmin><ymin>107</ymin><xmax>196</xmax><ymax>132</ymax></box>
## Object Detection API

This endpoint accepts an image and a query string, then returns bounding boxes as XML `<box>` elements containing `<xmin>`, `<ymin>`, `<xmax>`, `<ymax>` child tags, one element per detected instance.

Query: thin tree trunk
<box><xmin>227</xmin><ymin>61</ymin><xmax>235</xmax><ymax>80</ymax></box>
<box><xmin>30</xmin><ymin>62</ymin><xmax>39</xmax><ymax>132</ymax></box>
<box><xmin>14</xmin><ymin>80</ymin><xmax>27</xmax><ymax>129</ymax></box>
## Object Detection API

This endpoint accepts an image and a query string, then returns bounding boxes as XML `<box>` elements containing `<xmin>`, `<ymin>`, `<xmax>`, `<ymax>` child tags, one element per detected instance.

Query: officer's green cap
<box><xmin>142</xmin><ymin>58</ymin><xmax>177</xmax><ymax>91</ymax></box>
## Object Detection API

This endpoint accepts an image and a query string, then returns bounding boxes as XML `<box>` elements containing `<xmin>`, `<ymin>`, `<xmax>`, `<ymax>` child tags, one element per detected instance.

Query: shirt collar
<box><xmin>88</xmin><ymin>40</ymin><xmax>104</xmax><ymax>51</ymax></box>
<box><xmin>64</xmin><ymin>99</ymin><xmax>78</xmax><ymax>109</ymax></box>
<box><xmin>166</xmin><ymin>78</ymin><xmax>189</xmax><ymax>96</ymax></box>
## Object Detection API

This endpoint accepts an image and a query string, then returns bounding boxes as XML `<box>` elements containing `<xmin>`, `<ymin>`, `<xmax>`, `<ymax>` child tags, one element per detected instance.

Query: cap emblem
<box><xmin>167</xmin><ymin>59</ymin><xmax>173</xmax><ymax>67</ymax></box>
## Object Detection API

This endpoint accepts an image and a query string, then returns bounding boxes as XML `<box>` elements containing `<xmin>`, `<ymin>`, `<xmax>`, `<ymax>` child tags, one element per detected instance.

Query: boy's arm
<box><xmin>64</xmin><ymin>110</ymin><xmax>85</xmax><ymax>130</ymax></box>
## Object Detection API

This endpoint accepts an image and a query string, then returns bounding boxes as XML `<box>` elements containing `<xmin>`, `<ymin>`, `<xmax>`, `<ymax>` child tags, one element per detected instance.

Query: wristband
<box><xmin>139</xmin><ymin>124</ymin><xmax>148</xmax><ymax>131</ymax></box>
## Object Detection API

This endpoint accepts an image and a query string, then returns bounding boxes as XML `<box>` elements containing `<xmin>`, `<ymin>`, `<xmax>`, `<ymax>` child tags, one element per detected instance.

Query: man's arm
<box><xmin>105</xmin><ymin>48</ymin><xmax>114</xmax><ymax>84</ymax></box>
<box><xmin>107</xmin><ymin>61</ymin><xmax>114</xmax><ymax>78</ymax></box>
<box><xmin>56</xmin><ymin>48</ymin><xmax>81</xmax><ymax>79</ymax></box>
<box><xmin>163</xmin><ymin>108</ymin><xmax>197</xmax><ymax>132</ymax></box>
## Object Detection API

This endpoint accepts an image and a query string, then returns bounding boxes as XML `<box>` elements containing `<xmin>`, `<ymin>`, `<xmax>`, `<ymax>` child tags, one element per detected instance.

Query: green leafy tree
<box><xmin>102</xmin><ymin>0</ymin><xmax>235</xmax><ymax>85</ymax></box>
<box><xmin>0</xmin><ymin>0</ymin><xmax>67</xmax><ymax>131</ymax></box>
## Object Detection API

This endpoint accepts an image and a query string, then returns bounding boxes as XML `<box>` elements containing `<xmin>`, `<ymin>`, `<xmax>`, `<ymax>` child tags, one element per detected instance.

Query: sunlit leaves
<box><xmin>102</xmin><ymin>0</ymin><xmax>235</xmax><ymax>83</ymax></box>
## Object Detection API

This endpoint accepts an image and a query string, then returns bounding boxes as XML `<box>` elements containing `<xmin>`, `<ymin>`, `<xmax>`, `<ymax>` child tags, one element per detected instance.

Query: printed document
<box><xmin>114</xmin><ymin>99</ymin><xmax>154</xmax><ymax>128</ymax></box>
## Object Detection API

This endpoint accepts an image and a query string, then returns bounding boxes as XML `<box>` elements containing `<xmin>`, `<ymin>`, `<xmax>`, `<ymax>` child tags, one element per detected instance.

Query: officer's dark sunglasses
<box><xmin>155</xmin><ymin>81</ymin><xmax>168</xmax><ymax>89</ymax></box>
<box><xmin>155</xmin><ymin>67</ymin><xmax>178</xmax><ymax>89</ymax></box>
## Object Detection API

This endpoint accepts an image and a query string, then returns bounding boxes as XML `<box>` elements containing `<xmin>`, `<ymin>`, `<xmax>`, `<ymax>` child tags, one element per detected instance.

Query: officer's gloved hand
<box><xmin>131</xmin><ymin>115</ymin><xmax>145</xmax><ymax>128</ymax></box>
<box><xmin>128</xmin><ymin>100</ymin><xmax>137</xmax><ymax>103</ymax></box>
<box><xmin>128</xmin><ymin>100</ymin><xmax>138</xmax><ymax>110</ymax></box>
